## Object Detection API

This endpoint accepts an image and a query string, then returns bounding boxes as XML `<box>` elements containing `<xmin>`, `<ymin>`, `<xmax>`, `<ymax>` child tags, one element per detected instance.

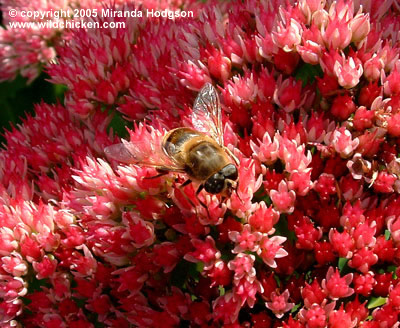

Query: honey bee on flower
<box><xmin>105</xmin><ymin>83</ymin><xmax>240</xmax><ymax>205</ymax></box>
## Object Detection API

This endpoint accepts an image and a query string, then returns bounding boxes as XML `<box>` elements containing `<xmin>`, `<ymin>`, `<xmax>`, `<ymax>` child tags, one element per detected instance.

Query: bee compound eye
<box><xmin>204</xmin><ymin>173</ymin><xmax>225</xmax><ymax>194</ymax></box>
<box><xmin>221</xmin><ymin>164</ymin><xmax>238</xmax><ymax>181</ymax></box>
<box><xmin>163</xmin><ymin>141</ymin><xmax>175</xmax><ymax>155</ymax></box>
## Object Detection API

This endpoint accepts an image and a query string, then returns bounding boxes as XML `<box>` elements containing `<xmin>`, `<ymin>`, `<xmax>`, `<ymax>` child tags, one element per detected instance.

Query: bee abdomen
<box><xmin>163</xmin><ymin>128</ymin><xmax>200</xmax><ymax>157</ymax></box>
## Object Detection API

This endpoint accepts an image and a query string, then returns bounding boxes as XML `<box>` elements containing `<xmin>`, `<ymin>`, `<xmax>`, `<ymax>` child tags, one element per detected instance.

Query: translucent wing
<box><xmin>104</xmin><ymin>142</ymin><xmax>136</xmax><ymax>164</ymax></box>
<box><xmin>191</xmin><ymin>83</ymin><xmax>224</xmax><ymax>146</ymax></box>
<box><xmin>104</xmin><ymin>139</ymin><xmax>185</xmax><ymax>172</ymax></box>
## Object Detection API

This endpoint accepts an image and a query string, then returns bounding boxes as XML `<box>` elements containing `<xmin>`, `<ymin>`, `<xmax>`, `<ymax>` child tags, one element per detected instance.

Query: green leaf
<box><xmin>138</xmin><ymin>192</ymin><xmax>147</xmax><ymax>199</ymax></box>
<box><xmin>196</xmin><ymin>261</ymin><xmax>204</xmax><ymax>273</ymax></box>
<box><xmin>53</xmin><ymin>83</ymin><xmax>68</xmax><ymax>100</ymax></box>
<box><xmin>0</xmin><ymin>73</ymin><xmax>66</xmax><ymax>144</ymax></box>
<box><xmin>251</xmin><ymin>185</ymin><xmax>272</xmax><ymax>205</ymax></box>
<box><xmin>274</xmin><ymin>215</ymin><xmax>290</xmax><ymax>238</ymax></box>
<box><xmin>27</xmin><ymin>277</ymin><xmax>50</xmax><ymax>293</ymax></box>
<box><xmin>367</xmin><ymin>297</ymin><xmax>387</xmax><ymax>309</ymax></box>
<box><xmin>385</xmin><ymin>230</ymin><xmax>391</xmax><ymax>240</ymax></box>
<box><xmin>295</xmin><ymin>63</ymin><xmax>323</xmax><ymax>86</ymax></box>
<box><xmin>261</xmin><ymin>194</ymin><xmax>272</xmax><ymax>206</ymax></box>
<box><xmin>287</xmin><ymin>230</ymin><xmax>297</xmax><ymax>243</ymax></box>
<box><xmin>73</xmin><ymin>297</ymin><xmax>87</xmax><ymax>308</ymax></box>
<box><xmin>170</xmin><ymin>260</ymin><xmax>201</xmax><ymax>288</ymax></box>
<box><xmin>291</xmin><ymin>303</ymin><xmax>301</xmax><ymax>313</ymax></box>
<box><xmin>387</xmin><ymin>265</ymin><xmax>397</xmax><ymax>274</ymax></box>
<box><xmin>338</xmin><ymin>258</ymin><xmax>348</xmax><ymax>272</ymax></box>
<box><xmin>274</xmin><ymin>274</ymin><xmax>281</xmax><ymax>288</ymax></box>
<box><xmin>0</xmin><ymin>75</ymin><xmax>28</xmax><ymax>101</ymax></box>
<box><xmin>218</xmin><ymin>286</ymin><xmax>225</xmax><ymax>296</ymax></box>
<box><xmin>310</xmin><ymin>146</ymin><xmax>317</xmax><ymax>155</ymax></box>
<box><xmin>108</xmin><ymin>111</ymin><xmax>129</xmax><ymax>138</ymax></box>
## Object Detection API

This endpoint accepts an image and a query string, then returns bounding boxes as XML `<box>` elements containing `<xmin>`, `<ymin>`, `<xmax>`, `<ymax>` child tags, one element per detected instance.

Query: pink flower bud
<box><xmin>154</xmin><ymin>241</ymin><xmax>179</xmax><ymax>273</ymax></box>
<box><xmin>213</xmin><ymin>293</ymin><xmax>241</xmax><ymax>324</ymax></box>
<box><xmin>353</xmin><ymin>106</ymin><xmax>374</xmax><ymax>131</ymax></box>
<box><xmin>352</xmin><ymin>222</ymin><xmax>376</xmax><ymax>248</ymax></box>
<box><xmin>359</xmin><ymin>82</ymin><xmax>382</xmax><ymax>108</ymax></box>
<box><xmin>384</xmin><ymin>68</ymin><xmax>400</xmax><ymax>96</ymax></box>
<box><xmin>302</xmin><ymin>280</ymin><xmax>327</xmax><ymax>307</ymax></box>
<box><xmin>356</xmin><ymin>130</ymin><xmax>383</xmax><ymax>157</ymax></box>
<box><xmin>374</xmin><ymin>273</ymin><xmax>396</xmax><ymax>297</ymax></box>
<box><xmin>321</xmin><ymin>267</ymin><xmax>354</xmax><ymax>299</ymax></box>
<box><xmin>328</xmin><ymin>304</ymin><xmax>357</xmax><ymax>328</ymax></box>
<box><xmin>329</xmin><ymin>229</ymin><xmax>354</xmax><ymax>258</ymax></box>
<box><xmin>96</xmin><ymin>80</ymin><xmax>118</xmax><ymax>104</ymax></box>
<box><xmin>334</xmin><ymin>56</ymin><xmax>363</xmax><ymax>89</ymax></box>
<box><xmin>32</xmin><ymin>255</ymin><xmax>57</xmax><ymax>279</ymax></box>
<box><xmin>258</xmin><ymin>235</ymin><xmax>288</xmax><ymax>268</ymax></box>
<box><xmin>348</xmin><ymin>247</ymin><xmax>378</xmax><ymax>273</ymax></box>
<box><xmin>265</xmin><ymin>289</ymin><xmax>294</xmax><ymax>318</ymax></box>
<box><xmin>372</xmin><ymin>171</ymin><xmax>396</xmax><ymax>193</ymax></box>
<box><xmin>350</xmin><ymin>12</ymin><xmax>370</xmax><ymax>43</ymax></box>
<box><xmin>294</xmin><ymin>217</ymin><xmax>322</xmax><ymax>250</ymax></box>
<box><xmin>250</xmin><ymin>132</ymin><xmax>279</xmax><ymax>165</ymax></box>
<box><xmin>207</xmin><ymin>48</ymin><xmax>232</xmax><ymax>82</ymax></box>
<box><xmin>185</xmin><ymin>236</ymin><xmax>220</xmax><ymax>270</ymax></box>
<box><xmin>299</xmin><ymin>304</ymin><xmax>330</xmax><ymax>327</ymax></box>
<box><xmin>270</xmin><ymin>180</ymin><xmax>296</xmax><ymax>213</ymax></box>
<box><xmin>297</xmin><ymin>40</ymin><xmax>322</xmax><ymax>65</ymax></box>
<box><xmin>315</xmin><ymin>241</ymin><xmax>336</xmax><ymax>265</ymax></box>
<box><xmin>208</xmin><ymin>260</ymin><xmax>232</xmax><ymax>287</ymax></box>
<box><xmin>387</xmin><ymin>113</ymin><xmax>400</xmax><ymax>136</ymax></box>
<box><xmin>322</xmin><ymin>16</ymin><xmax>352</xmax><ymax>50</ymax></box>
<box><xmin>345</xmin><ymin>296</ymin><xmax>368</xmax><ymax>323</ymax></box>
<box><xmin>274</xmin><ymin>48</ymin><xmax>300</xmax><ymax>74</ymax></box>
<box><xmin>316</xmin><ymin>74</ymin><xmax>339</xmax><ymax>97</ymax></box>
<box><xmin>122</xmin><ymin>212</ymin><xmax>155</xmax><ymax>248</ymax></box>
<box><xmin>330</xmin><ymin>94</ymin><xmax>356</xmax><ymax>120</ymax></box>
<box><xmin>325</xmin><ymin>127</ymin><xmax>359</xmax><ymax>158</ymax></box>
<box><xmin>363</xmin><ymin>54</ymin><xmax>384</xmax><ymax>81</ymax></box>
<box><xmin>388</xmin><ymin>283</ymin><xmax>400</xmax><ymax>308</ymax></box>
<box><xmin>373</xmin><ymin>236</ymin><xmax>396</xmax><ymax>263</ymax></box>
<box><xmin>179</xmin><ymin>60</ymin><xmax>211</xmax><ymax>90</ymax></box>
<box><xmin>274</xmin><ymin>77</ymin><xmax>306</xmax><ymax>113</ymax></box>
<box><xmin>372</xmin><ymin>304</ymin><xmax>399</xmax><ymax>327</ymax></box>
<box><xmin>272</xmin><ymin>19</ymin><xmax>303</xmax><ymax>52</ymax></box>
<box><xmin>288</xmin><ymin>169</ymin><xmax>313</xmax><ymax>196</ymax></box>
<box><xmin>340</xmin><ymin>174</ymin><xmax>363</xmax><ymax>200</ymax></box>
<box><xmin>314</xmin><ymin>173</ymin><xmax>337</xmax><ymax>200</ymax></box>
<box><xmin>248</xmin><ymin>202</ymin><xmax>279</xmax><ymax>234</ymax></box>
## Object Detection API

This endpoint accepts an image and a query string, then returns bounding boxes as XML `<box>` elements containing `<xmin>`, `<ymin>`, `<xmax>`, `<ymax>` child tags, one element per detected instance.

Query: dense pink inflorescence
<box><xmin>2</xmin><ymin>0</ymin><xmax>400</xmax><ymax>326</ymax></box>
<box><xmin>0</xmin><ymin>0</ymin><xmax>189</xmax><ymax>83</ymax></box>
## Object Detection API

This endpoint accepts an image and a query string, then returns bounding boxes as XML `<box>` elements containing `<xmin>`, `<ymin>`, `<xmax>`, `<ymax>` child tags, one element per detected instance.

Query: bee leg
<box><xmin>195</xmin><ymin>185</ymin><xmax>211</xmax><ymax>219</ymax></box>
<box><xmin>143</xmin><ymin>168</ymin><xmax>172</xmax><ymax>180</ymax></box>
<box><xmin>177</xmin><ymin>180</ymin><xmax>200</xmax><ymax>215</ymax></box>
<box><xmin>143</xmin><ymin>171</ymin><xmax>168</xmax><ymax>180</ymax></box>
<box><xmin>180</xmin><ymin>179</ymin><xmax>192</xmax><ymax>188</ymax></box>
<box><xmin>177</xmin><ymin>180</ymin><xmax>209</xmax><ymax>218</ymax></box>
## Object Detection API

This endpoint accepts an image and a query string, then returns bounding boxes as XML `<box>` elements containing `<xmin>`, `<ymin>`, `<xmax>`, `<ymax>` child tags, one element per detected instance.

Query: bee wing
<box><xmin>104</xmin><ymin>139</ymin><xmax>185</xmax><ymax>172</ymax></box>
<box><xmin>191</xmin><ymin>83</ymin><xmax>224</xmax><ymax>146</ymax></box>
<box><xmin>104</xmin><ymin>142</ymin><xmax>136</xmax><ymax>164</ymax></box>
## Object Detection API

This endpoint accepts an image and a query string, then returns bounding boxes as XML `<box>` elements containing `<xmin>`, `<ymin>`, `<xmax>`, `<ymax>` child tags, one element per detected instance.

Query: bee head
<box><xmin>204</xmin><ymin>173</ymin><xmax>225</xmax><ymax>194</ymax></box>
<box><xmin>204</xmin><ymin>164</ymin><xmax>238</xmax><ymax>194</ymax></box>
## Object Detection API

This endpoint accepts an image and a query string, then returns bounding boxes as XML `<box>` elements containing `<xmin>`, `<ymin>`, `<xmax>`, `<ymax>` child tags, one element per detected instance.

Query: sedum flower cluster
<box><xmin>1</xmin><ymin>0</ymin><xmax>400</xmax><ymax>326</ymax></box>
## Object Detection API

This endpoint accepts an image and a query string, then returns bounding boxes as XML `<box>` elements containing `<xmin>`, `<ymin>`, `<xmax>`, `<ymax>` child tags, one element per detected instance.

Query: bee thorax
<box><xmin>186</xmin><ymin>142</ymin><xmax>227</xmax><ymax>180</ymax></box>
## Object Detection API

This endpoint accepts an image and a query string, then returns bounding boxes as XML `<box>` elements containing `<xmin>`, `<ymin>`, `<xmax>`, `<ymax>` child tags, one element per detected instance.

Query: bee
<box><xmin>104</xmin><ymin>83</ymin><xmax>239</xmax><ymax>199</ymax></box>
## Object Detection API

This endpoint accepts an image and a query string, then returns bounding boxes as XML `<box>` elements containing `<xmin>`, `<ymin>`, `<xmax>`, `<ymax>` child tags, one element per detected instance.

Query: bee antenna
<box><xmin>224</xmin><ymin>146</ymin><xmax>240</xmax><ymax>166</ymax></box>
